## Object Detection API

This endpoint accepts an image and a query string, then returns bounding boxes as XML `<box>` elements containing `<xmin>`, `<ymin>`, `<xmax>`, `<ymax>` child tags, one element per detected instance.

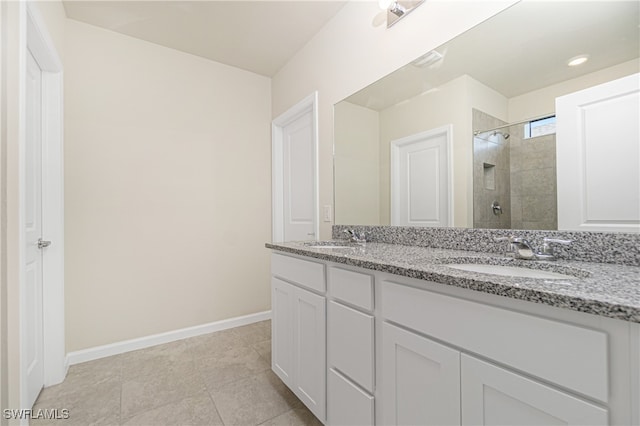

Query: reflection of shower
<box><xmin>491</xmin><ymin>130</ymin><xmax>510</xmax><ymax>139</ymax></box>
<box><xmin>473</xmin><ymin>129</ymin><xmax>510</xmax><ymax>140</ymax></box>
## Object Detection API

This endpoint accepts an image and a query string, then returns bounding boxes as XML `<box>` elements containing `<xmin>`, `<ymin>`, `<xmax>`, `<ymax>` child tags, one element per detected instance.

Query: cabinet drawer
<box><xmin>329</xmin><ymin>266</ymin><xmax>374</xmax><ymax>311</ymax></box>
<box><xmin>382</xmin><ymin>280</ymin><xmax>609</xmax><ymax>403</ymax></box>
<box><xmin>328</xmin><ymin>301</ymin><xmax>374</xmax><ymax>392</ymax></box>
<box><xmin>272</xmin><ymin>253</ymin><xmax>325</xmax><ymax>293</ymax></box>
<box><xmin>328</xmin><ymin>368</ymin><xmax>374</xmax><ymax>426</ymax></box>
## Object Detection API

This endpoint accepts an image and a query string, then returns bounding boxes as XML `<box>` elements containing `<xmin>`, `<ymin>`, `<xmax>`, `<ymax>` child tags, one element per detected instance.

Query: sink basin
<box><xmin>303</xmin><ymin>240</ymin><xmax>361</xmax><ymax>249</ymax></box>
<box><xmin>306</xmin><ymin>245</ymin><xmax>358</xmax><ymax>249</ymax></box>
<box><xmin>446</xmin><ymin>264</ymin><xmax>576</xmax><ymax>280</ymax></box>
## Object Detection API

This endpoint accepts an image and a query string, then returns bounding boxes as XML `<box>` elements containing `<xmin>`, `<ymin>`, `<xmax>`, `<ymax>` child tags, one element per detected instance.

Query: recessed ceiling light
<box><xmin>567</xmin><ymin>55</ymin><xmax>590</xmax><ymax>67</ymax></box>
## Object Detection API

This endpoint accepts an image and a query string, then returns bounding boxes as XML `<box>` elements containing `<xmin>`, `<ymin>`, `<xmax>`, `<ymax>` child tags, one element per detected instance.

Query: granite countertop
<box><xmin>266</xmin><ymin>240</ymin><xmax>640</xmax><ymax>323</ymax></box>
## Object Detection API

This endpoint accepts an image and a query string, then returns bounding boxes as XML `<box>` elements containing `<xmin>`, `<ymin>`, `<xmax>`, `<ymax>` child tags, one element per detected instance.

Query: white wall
<box><xmin>272</xmin><ymin>0</ymin><xmax>518</xmax><ymax>238</ymax></box>
<box><xmin>64</xmin><ymin>19</ymin><xmax>272</xmax><ymax>351</ymax></box>
<box><xmin>334</xmin><ymin>101</ymin><xmax>380</xmax><ymax>225</ymax></box>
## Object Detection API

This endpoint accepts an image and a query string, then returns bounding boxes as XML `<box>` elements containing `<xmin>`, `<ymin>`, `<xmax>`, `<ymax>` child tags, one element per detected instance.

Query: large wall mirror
<box><xmin>334</xmin><ymin>1</ymin><xmax>639</xmax><ymax>231</ymax></box>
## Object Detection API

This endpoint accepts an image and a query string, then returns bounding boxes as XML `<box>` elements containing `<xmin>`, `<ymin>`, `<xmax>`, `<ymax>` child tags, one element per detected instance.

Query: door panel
<box><xmin>406</xmin><ymin>146</ymin><xmax>439</xmax><ymax>222</ymax></box>
<box><xmin>391</xmin><ymin>126</ymin><xmax>451</xmax><ymax>227</ymax></box>
<box><xmin>556</xmin><ymin>73</ymin><xmax>640</xmax><ymax>232</ymax></box>
<box><xmin>283</xmin><ymin>112</ymin><xmax>316</xmax><ymax>240</ymax></box>
<box><xmin>25</xmin><ymin>48</ymin><xmax>44</xmax><ymax>408</ymax></box>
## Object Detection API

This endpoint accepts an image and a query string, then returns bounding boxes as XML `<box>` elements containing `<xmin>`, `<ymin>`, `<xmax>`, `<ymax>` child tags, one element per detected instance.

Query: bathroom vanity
<box><xmin>266</xmin><ymin>230</ymin><xmax>640</xmax><ymax>425</ymax></box>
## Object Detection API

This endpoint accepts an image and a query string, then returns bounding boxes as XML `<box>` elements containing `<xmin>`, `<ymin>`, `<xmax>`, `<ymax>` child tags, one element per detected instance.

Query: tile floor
<box><xmin>33</xmin><ymin>320</ymin><xmax>322</xmax><ymax>426</ymax></box>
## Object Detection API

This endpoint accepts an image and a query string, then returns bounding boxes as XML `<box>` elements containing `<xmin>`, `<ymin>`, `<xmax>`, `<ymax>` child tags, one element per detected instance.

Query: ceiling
<box><xmin>63</xmin><ymin>1</ymin><xmax>347</xmax><ymax>77</ymax></box>
<box><xmin>346</xmin><ymin>1</ymin><xmax>640</xmax><ymax>110</ymax></box>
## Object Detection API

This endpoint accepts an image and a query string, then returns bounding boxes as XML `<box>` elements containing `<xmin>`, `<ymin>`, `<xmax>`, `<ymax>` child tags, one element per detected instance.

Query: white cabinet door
<box><xmin>461</xmin><ymin>354</ymin><xmax>608</xmax><ymax>426</ymax></box>
<box><xmin>381</xmin><ymin>322</ymin><xmax>460</xmax><ymax>426</ymax></box>
<box><xmin>272</xmin><ymin>277</ymin><xmax>326</xmax><ymax>423</ymax></box>
<box><xmin>556</xmin><ymin>73</ymin><xmax>640</xmax><ymax>233</ymax></box>
<box><xmin>328</xmin><ymin>368</ymin><xmax>374</xmax><ymax>426</ymax></box>
<box><xmin>294</xmin><ymin>286</ymin><xmax>326</xmax><ymax>422</ymax></box>
<box><xmin>272</xmin><ymin>278</ymin><xmax>295</xmax><ymax>388</ymax></box>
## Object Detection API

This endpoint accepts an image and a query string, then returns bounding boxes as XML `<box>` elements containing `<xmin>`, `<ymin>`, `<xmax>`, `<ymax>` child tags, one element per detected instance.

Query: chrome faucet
<box><xmin>535</xmin><ymin>238</ymin><xmax>573</xmax><ymax>260</ymax></box>
<box><xmin>344</xmin><ymin>229</ymin><xmax>366</xmax><ymax>244</ymax></box>
<box><xmin>494</xmin><ymin>236</ymin><xmax>571</xmax><ymax>261</ymax></box>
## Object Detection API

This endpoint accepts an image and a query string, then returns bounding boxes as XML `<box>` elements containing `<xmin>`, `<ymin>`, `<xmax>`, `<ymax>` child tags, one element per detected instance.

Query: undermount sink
<box><xmin>306</xmin><ymin>245</ymin><xmax>358</xmax><ymax>249</ymax></box>
<box><xmin>303</xmin><ymin>241</ymin><xmax>361</xmax><ymax>249</ymax></box>
<box><xmin>445</xmin><ymin>263</ymin><xmax>576</xmax><ymax>280</ymax></box>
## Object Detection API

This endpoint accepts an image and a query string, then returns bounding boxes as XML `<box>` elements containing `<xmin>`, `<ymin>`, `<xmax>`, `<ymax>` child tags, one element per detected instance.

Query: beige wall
<box><xmin>335</xmin><ymin>74</ymin><xmax>508</xmax><ymax>228</ymax></box>
<box><xmin>384</xmin><ymin>74</ymin><xmax>509</xmax><ymax>227</ymax></box>
<box><xmin>379</xmin><ymin>76</ymin><xmax>469</xmax><ymax>226</ymax></box>
<box><xmin>508</xmin><ymin>59</ymin><xmax>640</xmax><ymax>122</ymax></box>
<box><xmin>334</xmin><ymin>101</ymin><xmax>380</xmax><ymax>225</ymax></box>
<box><xmin>64</xmin><ymin>19</ymin><xmax>272</xmax><ymax>351</ymax></box>
<box><xmin>272</xmin><ymin>0</ymin><xmax>518</xmax><ymax>238</ymax></box>
<box><xmin>35</xmin><ymin>1</ymin><xmax>66</xmax><ymax>62</ymax></box>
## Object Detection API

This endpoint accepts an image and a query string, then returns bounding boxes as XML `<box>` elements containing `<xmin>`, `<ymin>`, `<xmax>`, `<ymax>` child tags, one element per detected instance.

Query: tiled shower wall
<box><xmin>472</xmin><ymin>109</ymin><xmax>511</xmax><ymax>229</ymax></box>
<box><xmin>509</xmin><ymin>125</ymin><xmax>558</xmax><ymax>230</ymax></box>
<box><xmin>472</xmin><ymin>109</ymin><xmax>557</xmax><ymax>230</ymax></box>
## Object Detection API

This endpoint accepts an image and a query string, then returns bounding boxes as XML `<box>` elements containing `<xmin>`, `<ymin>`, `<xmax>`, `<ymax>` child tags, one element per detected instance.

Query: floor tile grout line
<box><xmin>256</xmin><ymin>407</ymin><xmax>296</xmax><ymax>426</ymax></box>
<box><xmin>200</xmin><ymin>361</ymin><xmax>272</xmax><ymax>400</ymax></box>
<box><xmin>205</xmin><ymin>384</ymin><xmax>226</xmax><ymax>426</ymax></box>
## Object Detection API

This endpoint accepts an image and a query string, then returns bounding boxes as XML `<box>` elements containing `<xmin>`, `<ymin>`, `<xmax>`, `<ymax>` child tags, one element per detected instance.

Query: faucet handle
<box><xmin>543</xmin><ymin>238</ymin><xmax>572</xmax><ymax>245</ymax></box>
<box><xmin>494</xmin><ymin>236</ymin><xmax>516</xmax><ymax>257</ymax></box>
<box><xmin>344</xmin><ymin>229</ymin><xmax>366</xmax><ymax>243</ymax></box>
<box><xmin>537</xmin><ymin>238</ymin><xmax>572</xmax><ymax>259</ymax></box>
<box><xmin>493</xmin><ymin>236</ymin><xmax>512</xmax><ymax>242</ymax></box>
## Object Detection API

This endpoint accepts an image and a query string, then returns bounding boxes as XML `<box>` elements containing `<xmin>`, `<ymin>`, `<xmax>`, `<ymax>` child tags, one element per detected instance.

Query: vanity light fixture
<box><xmin>567</xmin><ymin>54</ymin><xmax>589</xmax><ymax>67</ymax></box>
<box><xmin>379</xmin><ymin>0</ymin><xmax>425</xmax><ymax>28</ymax></box>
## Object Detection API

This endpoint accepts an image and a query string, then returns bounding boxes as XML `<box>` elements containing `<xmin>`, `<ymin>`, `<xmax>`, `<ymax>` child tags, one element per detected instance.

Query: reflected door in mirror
<box><xmin>391</xmin><ymin>126</ymin><xmax>452</xmax><ymax>227</ymax></box>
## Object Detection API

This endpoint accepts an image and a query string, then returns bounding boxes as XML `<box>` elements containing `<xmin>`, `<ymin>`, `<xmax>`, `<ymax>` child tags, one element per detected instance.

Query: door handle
<box><xmin>37</xmin><ymin>238</ymin><xmax>51</xmax><ymax>249</ymax></box>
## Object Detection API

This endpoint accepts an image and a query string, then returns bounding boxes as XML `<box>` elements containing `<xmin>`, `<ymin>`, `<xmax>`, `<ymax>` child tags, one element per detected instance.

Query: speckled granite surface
<box><xmin>265</xmin><ymin>240</ymin><xmax>640</xmax><ymax>323</ymax></box>
<box><xmin>332</xmin><ymin>225</ymin><xmax>640</xmax><ymax>266</ymax></box>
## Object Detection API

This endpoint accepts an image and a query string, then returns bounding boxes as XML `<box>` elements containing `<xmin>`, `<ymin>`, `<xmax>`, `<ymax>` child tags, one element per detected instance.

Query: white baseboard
<box><xmin>66</xmin><ymin>310</ymin><xmax>271</xmax><ymax>366</ymax></box>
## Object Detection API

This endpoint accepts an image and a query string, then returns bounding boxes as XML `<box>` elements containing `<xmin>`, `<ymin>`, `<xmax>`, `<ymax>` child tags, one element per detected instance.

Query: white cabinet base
<box><xmin>271</xmin><ymin>275</ymin><xmax>326</xmax><ymax>423</ymax></box>
<box><xmin>381</xmin><ymin>322</ymin><xmax>460</xmax><ymax>426</ymax></box>
<box><xmin>461</xmin><ymin>354</ymin><xmax>608</xmax><ymax>425</ymax></box>
<box><xmin>328</xmin><ymin>368</ymin><xmax>374</xmax><ymax>426</ymax></box>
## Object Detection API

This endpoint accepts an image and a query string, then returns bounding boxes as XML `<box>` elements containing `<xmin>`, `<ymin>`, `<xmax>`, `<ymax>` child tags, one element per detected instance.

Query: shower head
<box><xmin>492</xmin><ymin>130</ymin><xmax>510</xmax><ymax>140</ymax></box>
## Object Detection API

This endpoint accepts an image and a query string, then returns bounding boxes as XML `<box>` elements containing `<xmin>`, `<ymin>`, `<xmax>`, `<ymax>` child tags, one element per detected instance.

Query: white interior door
<box><xmin>272</xmin><ymin>93</ymin><xmax>318</xmax><ymax>242</ymax></box>
<box><xmin>25</xmin><ymin>48</ymin><xmax>45</xmax><ymax>408</ymax></box>
<box><xmin>391</xmin><ymin>126</ymin><xmax>452</xmax><ymax>227</ymax></box>
<box><xmin>556</xmin><ymin>73</ymin><xmax>640</xmax><ymax>233</ymax></box>
<box><xmin>283</xmin><ymin>112</ymin><xmax>316</xmax><ymax>240</ymax></box>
